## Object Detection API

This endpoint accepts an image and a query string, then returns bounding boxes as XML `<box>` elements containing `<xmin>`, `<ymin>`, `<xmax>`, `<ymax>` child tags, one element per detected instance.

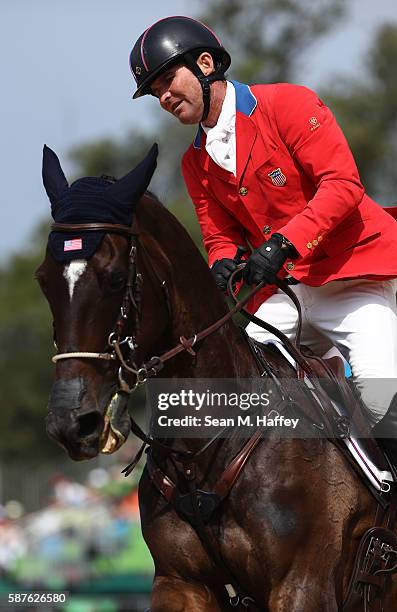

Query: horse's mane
<box><xmin>136</xmin><ymin>190</ymin><xmax>232</xmax><ymax>317</ymax></box>
<box><xmin>137</xmin><ymin>191</ymin><xmax>203</xmax><ymax>259</ymax></box>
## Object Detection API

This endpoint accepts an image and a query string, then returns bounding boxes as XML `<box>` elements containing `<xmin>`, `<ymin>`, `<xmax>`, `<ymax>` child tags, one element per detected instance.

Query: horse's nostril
<box><xmin>77</xmin><ymin>412</ymin><xmax>102</xmax><ymax>438</ymax></box>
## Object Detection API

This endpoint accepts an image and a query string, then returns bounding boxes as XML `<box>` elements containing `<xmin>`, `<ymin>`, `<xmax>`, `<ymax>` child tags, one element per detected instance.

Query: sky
<box><xmin>1</xmin><ymin>0</ymin><xmax>396</xmax><ymax>262</ymax></box>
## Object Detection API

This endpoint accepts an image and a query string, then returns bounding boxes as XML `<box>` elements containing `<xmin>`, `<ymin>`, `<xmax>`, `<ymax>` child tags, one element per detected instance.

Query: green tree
<box><xmin>202</xmin><ymin>0</ymin><xmax>344</xmax><ymax>83</ymax></box>
<box><xmin>321</xmin><ymin>25</ymin><xmax>397</xmax><ymax>202</ymax></box>
<box><xmin>0</xmin><ymin>221</ymin><xmax>64</xmax><ymax>461</ymax></box>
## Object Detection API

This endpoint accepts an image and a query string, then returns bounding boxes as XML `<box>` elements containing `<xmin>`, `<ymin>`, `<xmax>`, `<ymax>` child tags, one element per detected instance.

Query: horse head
<box><xmin>36</xmin><ymin>143</ymin><xmax>169</xmax><ymax>461</ymax></box>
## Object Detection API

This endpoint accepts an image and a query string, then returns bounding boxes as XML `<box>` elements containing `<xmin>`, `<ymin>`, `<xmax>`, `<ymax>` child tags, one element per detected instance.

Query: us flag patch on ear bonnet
<box><xmin>64</xmin><ymin>238</ymin><xmax>83</xmax><ymax>252</ymax></box>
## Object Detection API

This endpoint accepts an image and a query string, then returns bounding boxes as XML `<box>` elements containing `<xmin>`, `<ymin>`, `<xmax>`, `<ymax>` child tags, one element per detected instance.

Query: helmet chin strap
<box><xmin>184</xmin><ymin>54</ymin><xmax>226</xmax><ymax>122</ymax></box>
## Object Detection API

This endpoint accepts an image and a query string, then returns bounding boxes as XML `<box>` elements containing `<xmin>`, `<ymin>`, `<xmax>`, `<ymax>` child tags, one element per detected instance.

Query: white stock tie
<box><xmin>202</xmin><ymin>81</ymin><xmax>236</xmax><ymax>176</ymax></box>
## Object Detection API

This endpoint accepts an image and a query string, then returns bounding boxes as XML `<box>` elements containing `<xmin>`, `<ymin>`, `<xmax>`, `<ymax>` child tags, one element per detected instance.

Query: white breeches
<box><xmin>246</xmin><ymin>279</ymin><xmax>397</xmax><ymax>425</ymax></box>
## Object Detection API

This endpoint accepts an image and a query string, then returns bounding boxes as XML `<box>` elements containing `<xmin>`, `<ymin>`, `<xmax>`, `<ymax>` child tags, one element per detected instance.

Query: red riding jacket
<box><xmin>182</xmin><ymin>81</ymin><xmax>397</xmax><ymax>312</ymax></box>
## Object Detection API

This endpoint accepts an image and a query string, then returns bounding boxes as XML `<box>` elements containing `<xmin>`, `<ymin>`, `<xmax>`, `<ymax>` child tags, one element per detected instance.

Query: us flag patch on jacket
<box><xmin>268</xmin><ymin>168</ymin><xmax>287</xmax><ymax>186</ymax></box>
<box><xmin>64</xmin><ymin>238</ymin><xmax>82</xmax><ymax>251</ymax></box>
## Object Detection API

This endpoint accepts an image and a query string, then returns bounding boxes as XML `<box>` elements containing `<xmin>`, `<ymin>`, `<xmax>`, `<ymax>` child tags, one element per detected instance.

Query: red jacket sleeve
<box><xmin>182</xmin><ymin>149</ymin><xmax>248</xmax><ymax>267</ymax></box>
<box><xmin>272</xmin><ymin>84</ymin><xmax>365</xmax><ymax>258</ymax></box>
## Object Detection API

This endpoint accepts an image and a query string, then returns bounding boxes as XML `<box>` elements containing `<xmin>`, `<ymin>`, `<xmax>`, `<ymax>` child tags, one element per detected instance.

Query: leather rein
<box><xmin>50</xmin><ymin>221</ymin><xmax>268</xmax><ymax>393</ymax></box>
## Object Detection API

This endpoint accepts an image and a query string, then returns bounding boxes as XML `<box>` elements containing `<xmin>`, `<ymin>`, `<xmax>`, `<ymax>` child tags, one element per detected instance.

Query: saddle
<box><xmin>244</xmin><ymin>333</ymin><xmax>397</xmax><ymax>612</ymax></box>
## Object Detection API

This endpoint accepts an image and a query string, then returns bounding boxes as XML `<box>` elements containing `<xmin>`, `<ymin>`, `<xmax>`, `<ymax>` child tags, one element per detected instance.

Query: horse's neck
<box><xmin>136</xmin><ymin>199</ymin><xmax>256</xmax><ymax>378</ymax></box>
<box><xmin>166</xmin><ymin>278</ymin><xmax>256</xmax><ymax>378</ymax></box>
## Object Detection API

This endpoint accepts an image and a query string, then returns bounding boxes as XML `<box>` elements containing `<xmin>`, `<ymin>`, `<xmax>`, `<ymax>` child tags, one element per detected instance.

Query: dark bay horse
<box><xmin>36</xmin><ymin>145</ymin><xmax>397</xmax><ymax>611</ymax></box>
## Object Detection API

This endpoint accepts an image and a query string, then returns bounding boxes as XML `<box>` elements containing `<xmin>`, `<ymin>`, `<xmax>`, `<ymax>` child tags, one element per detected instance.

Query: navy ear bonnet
<box><xmin>42</xmin><ymin>144</ymin><xmax>158</xmax><ymax>262</ymax></box>
<box><xmin>48</xmin><ymin>176</ymin><xmax>127</xmax><ymax>262</ymax></box>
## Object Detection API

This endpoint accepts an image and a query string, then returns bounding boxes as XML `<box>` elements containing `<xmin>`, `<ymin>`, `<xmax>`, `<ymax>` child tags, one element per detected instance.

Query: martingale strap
<box><xmin>146</xmin><ymin>430</ymin><xmax>262</xmax><ymax>518</ymax></box>
<box><xmin>146</xmin><ymin>433</ymin><xmax>262</xmax><ymax>610</ymax></box>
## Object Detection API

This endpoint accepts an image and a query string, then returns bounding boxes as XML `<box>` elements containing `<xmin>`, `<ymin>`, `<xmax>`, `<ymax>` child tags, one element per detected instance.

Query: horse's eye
<box><xmin>107</xmin><ymin>272</ymin><xmax>127</xmax><ymax>293</ymax></box>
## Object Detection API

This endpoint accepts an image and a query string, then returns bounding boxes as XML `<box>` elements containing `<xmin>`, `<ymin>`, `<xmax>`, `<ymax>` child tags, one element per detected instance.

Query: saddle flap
<box><xmin>245</xmin><ymin>332</ymin><xmax>394</xmax><ymax>492</ymax></box>
<box><xmin>301</xmin><ymin>350</ymin><xmax>393</xmax><ymax>478</ymax></box>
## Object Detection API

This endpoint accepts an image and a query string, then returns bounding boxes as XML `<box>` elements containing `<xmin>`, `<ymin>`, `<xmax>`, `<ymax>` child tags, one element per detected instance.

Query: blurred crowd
<box><xmin>0</xmin><ymin>462</ymin><xmax>152</xmax><ymax>589</ymax></box>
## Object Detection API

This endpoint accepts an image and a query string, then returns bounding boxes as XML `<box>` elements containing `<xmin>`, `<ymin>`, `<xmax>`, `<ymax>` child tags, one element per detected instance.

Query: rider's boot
<box><xmin>372</xmin><ymin>394</ymin><xmax>397</xmax><ymax>473</ymax></box>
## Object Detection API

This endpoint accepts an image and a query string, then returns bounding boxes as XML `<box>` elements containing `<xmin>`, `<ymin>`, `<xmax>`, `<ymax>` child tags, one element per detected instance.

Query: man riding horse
<box><xmin>130</xmin><ymin>15</ymin><xmax>397</xmax><ymax>464</ymax></box>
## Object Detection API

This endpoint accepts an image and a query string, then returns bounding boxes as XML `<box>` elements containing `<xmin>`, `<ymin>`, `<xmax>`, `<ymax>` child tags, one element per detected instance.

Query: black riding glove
<box><xmin>243</xmin><ymin>234</ymin><xmax>297</xmax><ymax>285</ymax></box>
<box><xmin>211</xmin><ymin>258</ymin><xmax>238</xmax><ymax>292</ymax></box>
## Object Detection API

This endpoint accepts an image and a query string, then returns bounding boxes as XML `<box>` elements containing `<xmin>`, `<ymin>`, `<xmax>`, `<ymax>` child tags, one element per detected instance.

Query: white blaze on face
<box><xmin>63</xmin><ymin>260</ymin><xmax>87</xmax><ymax>300</ymax></box>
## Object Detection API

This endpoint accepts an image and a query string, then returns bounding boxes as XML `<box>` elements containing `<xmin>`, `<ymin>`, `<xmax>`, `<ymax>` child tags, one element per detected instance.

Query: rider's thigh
<box><xmin>309</xmin><ymin>279</ymin><xmax>397</xmax><ymax>423</ymax></box>
<box><xmin>246</xmin><ymin>289</ymin><xmax>299</xmax><ymax>342</ymax></box>
<box><xmin>246</xmin><ymin>286</ymin><xmax>330</xmax><ymax>355</ymax></box>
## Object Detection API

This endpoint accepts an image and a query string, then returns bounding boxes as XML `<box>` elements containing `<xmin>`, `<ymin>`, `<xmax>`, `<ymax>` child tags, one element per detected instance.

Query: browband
<box><xmin>51</xmin><ymin>222</ymin><xmax>137</xmax><ymax>236</ymax></box>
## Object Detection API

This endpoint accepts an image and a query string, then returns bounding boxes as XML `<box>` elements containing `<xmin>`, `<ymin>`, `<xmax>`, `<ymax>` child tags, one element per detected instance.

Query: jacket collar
<box><xmin>193</xmin><ymin>81</ymin><xmax>257</xmax><ymax>149</ymax></box>
<box><xmin>232</xmin><ymin>80</ymin><xmax>257</xmax><ymax>116</ymax></box>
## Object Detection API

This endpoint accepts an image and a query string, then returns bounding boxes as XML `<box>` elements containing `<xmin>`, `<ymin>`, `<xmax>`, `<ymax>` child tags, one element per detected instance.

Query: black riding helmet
<box><xmin>130</xmin><ymin>16</ymin><xmax>231</xmax><ymax>121</ymax></box>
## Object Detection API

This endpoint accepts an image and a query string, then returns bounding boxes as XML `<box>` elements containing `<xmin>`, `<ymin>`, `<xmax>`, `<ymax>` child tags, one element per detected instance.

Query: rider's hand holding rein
<box><xmin>211</xmin><ymin>246</ymin><xmax>248</xmax><ymax>292</ymax></box>
<box><xmin>243</xmin><ymin>234</ymin><xmax>298</xmax><ymax>286</ymax></box>
<box><xmin>211</xmin><ymin>258</ymin><xmax>238</xmax><ymax>292</ymax></box>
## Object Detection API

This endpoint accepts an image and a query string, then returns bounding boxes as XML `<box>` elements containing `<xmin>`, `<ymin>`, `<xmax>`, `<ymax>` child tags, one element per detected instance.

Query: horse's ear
<box><xmin>106</xmin><ymin>143</ymin><xmax>158</xmax><ymax>206</ymax></box>
<box><xmin>42</xmin><ymin>145</ymin><xmax>69</xmax><ymax>207</ymax></box>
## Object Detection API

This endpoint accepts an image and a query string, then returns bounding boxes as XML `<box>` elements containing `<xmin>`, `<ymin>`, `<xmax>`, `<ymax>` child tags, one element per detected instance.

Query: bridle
<box><xmin>50</xmin><ymin>221</ymin><xmax>152</xmax><ymax>393</ymax></box>
<box><xmin>50</xmin><ymin>221</ymin><xmax>267</xmax><ymax>395</ymax></box>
